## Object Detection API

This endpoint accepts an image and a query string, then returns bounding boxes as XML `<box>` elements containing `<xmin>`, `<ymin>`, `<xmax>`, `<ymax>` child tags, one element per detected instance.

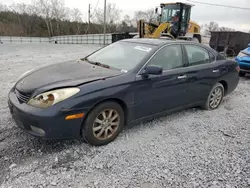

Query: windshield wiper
<box><xmin>84</xmin><ymin>58</ymin><xmax>110</xmax><ymax>69</ymax></box>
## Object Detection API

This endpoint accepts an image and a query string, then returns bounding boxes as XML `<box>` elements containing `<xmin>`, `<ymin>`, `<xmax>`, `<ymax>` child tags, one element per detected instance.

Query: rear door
<box><xmin>183</xmin><ymin>44</ymin><xmax>225</xmax><ymax>103</ymax></box>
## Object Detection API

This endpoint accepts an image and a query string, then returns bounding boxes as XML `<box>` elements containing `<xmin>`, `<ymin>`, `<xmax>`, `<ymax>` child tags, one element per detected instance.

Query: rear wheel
<box><xmin>239</xmin><ymin>71</ymin><xmax>246</xmax><ymax>77</ymax></box>
<box><xmin>202</xmin><ymin>83</ymin><xmax>224</xmax><ymax>110</ymax></box>
<box><xmin>82</xmin><ymin>101</ymin><xmax>124</xmax><ymax>146</ymax></box>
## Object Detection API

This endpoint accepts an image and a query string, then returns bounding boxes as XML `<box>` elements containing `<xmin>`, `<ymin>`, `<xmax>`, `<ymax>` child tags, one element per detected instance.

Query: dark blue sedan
<box><xmin>8</xmin><ymin>39</ymin><xmax>239</xmax><ymax>146</ymax></box>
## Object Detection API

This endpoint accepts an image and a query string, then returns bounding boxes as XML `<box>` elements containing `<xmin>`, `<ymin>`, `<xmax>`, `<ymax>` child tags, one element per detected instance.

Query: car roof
<box><xmin>120</xmin><ymin>38</ymin><xmax>219</xmax><ymax>55</ymax></box>
<box><xmin>121</xmin><ymin>38</ymin><xmax>173</xmax><ymax>46</ymax></box>
<box><xmin>121</xmin><ymin>38</ymin><xmax>199</xmax><ymax>47</ymax></box>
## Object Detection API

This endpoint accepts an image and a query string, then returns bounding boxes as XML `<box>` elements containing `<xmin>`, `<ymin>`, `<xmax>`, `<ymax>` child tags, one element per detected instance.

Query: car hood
<box><xmin>15</xmin><ymin>60</ymin><xmax>122</xmax><ymax>94</ymax></box>
<box><xmin>242</xmin><ymin>49</ymin><xmax>250</xmax><ymax>56</ymax></box>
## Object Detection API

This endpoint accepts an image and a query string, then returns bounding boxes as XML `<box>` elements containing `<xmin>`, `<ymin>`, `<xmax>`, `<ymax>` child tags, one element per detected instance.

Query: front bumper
<box><xmin>8</xmin><ymin>89</ymin><xmax>85</xmax><ymax>140</ymax></box>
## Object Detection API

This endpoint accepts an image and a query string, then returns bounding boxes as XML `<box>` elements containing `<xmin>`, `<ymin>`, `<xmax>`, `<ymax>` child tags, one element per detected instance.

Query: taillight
<box><xmin>236</xmin><ymin>65</ymin><xmax>240</xmax><ymax>72</ymax></box>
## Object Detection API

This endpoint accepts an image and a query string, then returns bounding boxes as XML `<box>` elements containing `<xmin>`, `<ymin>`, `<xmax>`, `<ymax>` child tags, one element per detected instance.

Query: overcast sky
<box><xmin>1</xmin><ymin>0</ymin><xmax>250</xmax><ymax>32</ymax></box>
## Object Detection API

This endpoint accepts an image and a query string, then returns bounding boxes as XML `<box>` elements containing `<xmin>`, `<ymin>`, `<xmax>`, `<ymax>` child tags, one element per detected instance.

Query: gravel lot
<box><xmin>0</xmin><ymin>44</ymin><xmax>249</xmax><ymax>188</ymax></box>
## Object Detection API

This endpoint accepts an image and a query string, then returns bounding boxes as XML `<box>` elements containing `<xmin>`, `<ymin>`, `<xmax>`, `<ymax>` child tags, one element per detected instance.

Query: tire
<box><xmin>82</xmin><ymin>101</ymin><xmax>124</xmax><ymax>146</ymax></box>
<box><xmin>239</xmin><ymin>71</ymin><xmax>246</xmax><ymax>77</ymax></box>
<box><xmin>202</xmin><ymin>83</ymin><xmax>224</xmax><ymax>110</ymax></box>
<box><xmin>191</xmin><ymin>37</ymin><xmax>199</xmax><ymax>43</ymax></box>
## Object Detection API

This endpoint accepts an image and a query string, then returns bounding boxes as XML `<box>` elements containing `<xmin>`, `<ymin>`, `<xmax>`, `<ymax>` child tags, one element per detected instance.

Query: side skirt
<box><xmin>127</xmin><ymin>102</ymin><xmax>204</xmax><ymax>126</ymax></box>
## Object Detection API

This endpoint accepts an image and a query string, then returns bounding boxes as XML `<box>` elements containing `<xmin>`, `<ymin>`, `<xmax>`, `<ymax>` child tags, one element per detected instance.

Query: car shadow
<box><xmin>1</xmin><ymin>107</ymin><xmax>197</xmax><ymax>169</ymax></box>
<box><xmin>0</xmin><ymin>100</ymin><xmax>234</xmax><ymax>184</ymax></box>
<box><xmin>123</xmin><ymin>107</ymin><xmax>200</xmax><ymax>132</ymax></box>
<box><xmin>244</xmin><ymin>74</ymin><xmax>250</xmax><ymax>79</ymax></box>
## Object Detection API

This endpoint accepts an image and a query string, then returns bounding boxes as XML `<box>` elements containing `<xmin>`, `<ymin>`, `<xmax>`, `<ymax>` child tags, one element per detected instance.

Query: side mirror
<box><xmin>155</xmin><ymin>7</ymin><xmax>158</xmax><ymax>14</ymax></box>
<box><xmin>140</xmin><ymin>65</ymin><xmax>163</xmax><ymax>77</ymax></box>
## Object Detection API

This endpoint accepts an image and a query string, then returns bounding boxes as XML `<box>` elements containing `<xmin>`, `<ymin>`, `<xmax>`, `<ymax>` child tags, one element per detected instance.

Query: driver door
<box><xmin>133</xmin><ymin>44</ymin><xmax>189</xmax><ymax>120</ymax></box>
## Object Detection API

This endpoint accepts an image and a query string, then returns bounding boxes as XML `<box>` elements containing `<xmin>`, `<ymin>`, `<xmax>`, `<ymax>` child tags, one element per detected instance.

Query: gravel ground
<box><xmin>0</xmin><ymin>44</ymin><xmax>249</xmax><ymax>188</ymax></box>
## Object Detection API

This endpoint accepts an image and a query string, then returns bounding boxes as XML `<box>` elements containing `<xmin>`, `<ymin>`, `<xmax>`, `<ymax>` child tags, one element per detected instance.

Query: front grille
<box><xmin>15</xmin><ymin>89</ymin><xmax>31</xmax><ymax>103</ymax></box>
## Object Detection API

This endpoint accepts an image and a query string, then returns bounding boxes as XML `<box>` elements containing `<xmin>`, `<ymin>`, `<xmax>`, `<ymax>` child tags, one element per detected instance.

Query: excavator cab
<box><xmin>138</xmin><ymin>2</ymin><xmax>201</xmax><ymax>42</ymax></box>
<box><xmin>157</xmin><ymin>2</ymin><xmax>192</xmax><ymax>37</ymax></box>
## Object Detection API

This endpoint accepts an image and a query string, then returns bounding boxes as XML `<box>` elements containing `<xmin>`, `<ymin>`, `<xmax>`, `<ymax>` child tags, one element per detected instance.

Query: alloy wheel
<box><xmin>209</xmin><ymin>87</ymin><xmax>223</xmax><ymax>109</ymax></box>
<box><xmin>92</xmin><ymin>109</ymin><xmax>120</xmax><ymax>140</ymax></box>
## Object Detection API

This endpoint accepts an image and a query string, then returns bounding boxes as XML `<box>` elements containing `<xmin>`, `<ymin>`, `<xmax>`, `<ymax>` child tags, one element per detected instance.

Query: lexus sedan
<box><xmin>8</xmin><ymin>39</ymin><xmax>239</xmax><ymax>146</ymax></box>
<box><xmin>235</xmin><ymin>44</ymin><xmax>250</xmax><ymax>77</ymax></box>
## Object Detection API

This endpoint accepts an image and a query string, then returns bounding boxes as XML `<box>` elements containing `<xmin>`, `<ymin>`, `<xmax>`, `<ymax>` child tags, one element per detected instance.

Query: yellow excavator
<box><xmin>138</xmin><ymin>2</ymin><xmax>202</xmax><ymax>43</ymax></box>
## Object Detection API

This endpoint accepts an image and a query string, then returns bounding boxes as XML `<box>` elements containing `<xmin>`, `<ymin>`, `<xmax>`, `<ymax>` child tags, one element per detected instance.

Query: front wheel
<box><xmin>202</xmin><ymin>83</ymin><xmax>224</xmax><ymax>110</ymax></box>
<box><xmin>82</xmin><ymin>101</ymin><xmax>124</xmax><ymax>146</ymax></box>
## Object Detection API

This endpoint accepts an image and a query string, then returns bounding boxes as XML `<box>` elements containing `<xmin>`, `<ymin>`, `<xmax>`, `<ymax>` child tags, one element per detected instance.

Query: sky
<box><xmin>1</xmin><ymin>0</ymin><xmax>250</xmax><ymax>32</ymax></box>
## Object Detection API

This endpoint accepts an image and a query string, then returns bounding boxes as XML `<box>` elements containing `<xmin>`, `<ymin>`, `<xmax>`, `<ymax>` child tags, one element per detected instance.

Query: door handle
<box><xmin>177</xmin><ymin>75</ymin><xmax>187</xmax><ymax>79</ymax></box>
<box><xmin>213</xmin><ymin>69</ymin><xmax>219</xmax><ymax>73</ymax></box>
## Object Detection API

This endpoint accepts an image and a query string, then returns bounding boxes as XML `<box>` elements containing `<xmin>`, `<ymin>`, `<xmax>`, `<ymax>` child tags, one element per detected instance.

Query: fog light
<box><xmin>30</xmin><ymin>125</ymin><xmax>45</xmax><ymax>136</ymax></box>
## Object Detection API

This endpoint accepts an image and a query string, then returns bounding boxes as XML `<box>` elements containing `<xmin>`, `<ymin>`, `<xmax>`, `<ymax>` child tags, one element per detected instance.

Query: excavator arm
<box><xmin>138</xmin><ymin>19</ymin><xmax>174</xmax><ymax>39</ymax></box>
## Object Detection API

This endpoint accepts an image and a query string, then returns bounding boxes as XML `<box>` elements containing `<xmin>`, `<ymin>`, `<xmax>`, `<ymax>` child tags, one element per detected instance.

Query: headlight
<box><xmin>27</xmin><ymin>88</ymin><xmax>80</xmax><ymax>108</ymax></box>
<box><xmin>238</xmin><ymin>52</ymin><xmax>247</xmax><ymax>58</ymax></box>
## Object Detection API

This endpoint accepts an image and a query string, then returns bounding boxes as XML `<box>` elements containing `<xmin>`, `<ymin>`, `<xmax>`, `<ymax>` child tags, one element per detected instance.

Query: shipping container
<box><xmin>209</xmin><ymin>31</ymin><xmax>250</xmax><ymax>56</ymax></box>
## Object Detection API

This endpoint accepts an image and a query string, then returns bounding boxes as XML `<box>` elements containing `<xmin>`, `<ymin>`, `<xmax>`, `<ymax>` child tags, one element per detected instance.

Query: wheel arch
<box><xmin>218</xmin><ymin>80</ymin><xmax>228</xmax><ymax>95</ymax></box>
<box><xmin>84</xmin><ymin>98</ymin><xmax>129</xmax><ymax>126</ymax></box>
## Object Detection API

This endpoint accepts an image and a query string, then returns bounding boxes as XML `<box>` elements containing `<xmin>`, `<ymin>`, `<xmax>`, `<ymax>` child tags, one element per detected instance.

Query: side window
<box><xmin>185</xmin><ymin>45</ymin><xmax>211</xmax><ymax>66</ymax></box>
<box><xmin>147</xmin><ymin>45</ymin><xmax>184</xmax><ymax>70</ymax></box>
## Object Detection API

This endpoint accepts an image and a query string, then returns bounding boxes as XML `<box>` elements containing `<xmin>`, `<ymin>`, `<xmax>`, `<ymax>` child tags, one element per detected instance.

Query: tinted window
<box><xmin>185</xmin><ymin>45</ymin><xmax>210</xmax><ymax>66</ymax></box>
<box><xmin>85</xmin><ymin>41</ymin><xmax>154</xmax><ymax>71</ymax></box>
<box><xmin>147</xmin><ymin>45</ymin><xmax>183</xmax><ymax>70</ymax></box>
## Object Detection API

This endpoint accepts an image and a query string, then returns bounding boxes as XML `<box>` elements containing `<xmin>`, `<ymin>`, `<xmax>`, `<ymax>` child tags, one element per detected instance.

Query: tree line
<box><xmin>0</xmin><ymin>0</ymin><xmax>141</xmax><ymax>37</ymax></box>
<box><xmin>0</xmin><ymin>0</ymin><xmax>241</xmax><ymax>37</ymax></box>
<box><xmin>201</xmin><ymin>21</ymin><xmax>236</xmax><ymax>35</ymax></box>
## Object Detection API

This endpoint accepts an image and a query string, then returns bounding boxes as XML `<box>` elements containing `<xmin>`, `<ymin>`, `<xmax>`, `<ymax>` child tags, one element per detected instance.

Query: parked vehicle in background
<box><xmin>236</xmin><ymin>44</ymin><xmax>250</xmax><ymax>77</ymax></box>
<box><xmin>210</xmin><ymin>31</ymin><xmax>250</xmax><ymax>57</ymax></box>
<box><xmin>8</xmin><ymin>38</ymin><xmax>239</xmax><ymax>146</ymax></box>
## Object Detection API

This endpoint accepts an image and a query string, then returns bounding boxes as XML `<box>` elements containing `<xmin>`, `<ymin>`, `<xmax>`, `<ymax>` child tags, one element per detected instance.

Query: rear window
<box><xmin>184</xmin><ymin>45</ymin><xmax>210</xmax><ymax>66</ymax></box>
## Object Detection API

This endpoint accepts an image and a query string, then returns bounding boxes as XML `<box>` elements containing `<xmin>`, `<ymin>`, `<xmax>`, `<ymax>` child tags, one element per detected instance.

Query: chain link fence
<box><xmin>0</xmin><ymin>34</ymin><xmax>113</xmax><ymax>44</ymax></box>
<box><xmin>0</xmin><ymin>34</ymin><xmax>211</xmax><ymax>45</ymax></box>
